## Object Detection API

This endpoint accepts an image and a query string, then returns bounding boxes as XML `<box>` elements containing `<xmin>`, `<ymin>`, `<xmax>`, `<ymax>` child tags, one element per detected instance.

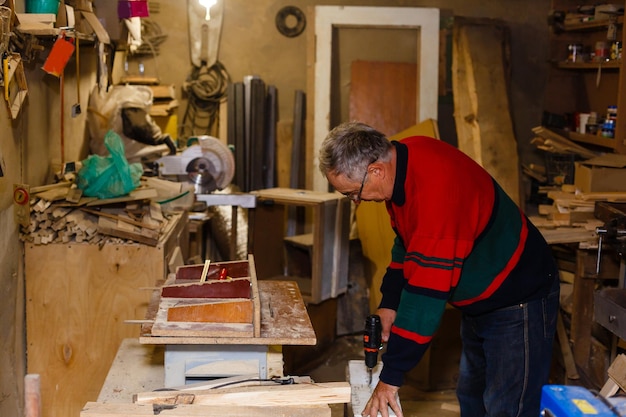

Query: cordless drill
<box><xmin>363</xmin><ymin>314</ymin><xmax>383</xmax><ymax>385</ymax></box>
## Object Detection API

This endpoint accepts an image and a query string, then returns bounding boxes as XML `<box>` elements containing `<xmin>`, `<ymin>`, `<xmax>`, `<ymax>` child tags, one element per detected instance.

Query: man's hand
<box><xmin>377</xmin><ymin>308</ymin><xmax>396</xmax><ymax>342</ymax></box>
<box><xmin>361</xmin><ymin>381</ymin><xmax>402</xmax><ymax>417</ymax></box>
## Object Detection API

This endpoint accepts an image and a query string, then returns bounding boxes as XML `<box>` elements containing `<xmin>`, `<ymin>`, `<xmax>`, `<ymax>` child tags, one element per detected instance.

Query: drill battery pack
<box><xmin>540</xmin><ymin>385</ymin><xmax>620</xmax><ymax>417</ymax></box>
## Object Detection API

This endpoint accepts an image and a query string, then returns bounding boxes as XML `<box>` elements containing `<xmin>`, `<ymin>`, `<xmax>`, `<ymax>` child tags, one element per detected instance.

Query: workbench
<box><xmin>85</xmin><ymin>279</ymin><xmax>325</xmax><ymax>416</ymax></box>
<box><xmin>89</xmin><ymin>338</ymin><xmax>335</xmax><ymax>417</ymax></box>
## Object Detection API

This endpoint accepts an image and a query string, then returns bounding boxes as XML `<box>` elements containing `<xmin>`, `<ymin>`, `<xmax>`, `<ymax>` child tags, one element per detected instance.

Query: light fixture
<box><xmin>199</xmin><ymin>0</ymin><xmax>217</xmax><ymax>21</ymax></box>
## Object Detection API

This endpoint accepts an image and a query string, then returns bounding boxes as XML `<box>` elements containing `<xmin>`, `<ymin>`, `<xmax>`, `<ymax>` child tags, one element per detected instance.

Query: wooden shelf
<box><xmin>544</xmin><ymin>1</ymin><xmax>626</xmax><ymax>155</ymax></box>
<box><xmin>568</xmin><ymin>130</ymin><xmax>621</xmax><ymax>149</ymax></box>
<box><xmin>561</xmin><ymin>15</ymin><xmax>623</xmax><ymax>32</ymax></box>
<box><xmin>557</xmin><ymin>60</ymin><xmax>621</xmax><ymax>69</ymax></box>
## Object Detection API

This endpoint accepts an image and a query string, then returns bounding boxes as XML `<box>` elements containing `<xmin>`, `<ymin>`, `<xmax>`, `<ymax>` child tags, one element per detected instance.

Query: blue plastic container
<box><xmin>540</xmin><ymin>385</ymin><xmax>615</xmax><ymax>417</ymax></box>
<box><xmin>25</xmin><ymin>0</ymin><xmax>59</xmax><ymax>14</ymax></box>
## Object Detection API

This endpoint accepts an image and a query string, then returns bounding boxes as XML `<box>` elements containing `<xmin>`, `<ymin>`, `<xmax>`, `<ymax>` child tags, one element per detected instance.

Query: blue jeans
<box><xmin>456</xmin><ymin>280</ymin><xmax>559</xmax><ymax>417</ymax></box>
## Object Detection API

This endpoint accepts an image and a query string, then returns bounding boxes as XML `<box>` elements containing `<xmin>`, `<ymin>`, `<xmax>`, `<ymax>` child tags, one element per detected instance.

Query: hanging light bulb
<box><xmin>199</xmin><ymin>0</ymin><xmax>218</xmax><ymax>21</ymax></box>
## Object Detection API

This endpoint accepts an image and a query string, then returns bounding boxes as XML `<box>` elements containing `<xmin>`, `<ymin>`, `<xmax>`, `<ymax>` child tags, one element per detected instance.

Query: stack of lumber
<box><xmin>19</xmin><ymin>178</ymin><xmax>184</xmax><ymax>247</ymax></box>
<box><xmin>528</xmin><ymin>184</ymin><xmax>626</xmax><ymax>245</ymax></box>
<box><xmin>531</xmin><ymin>126</ymin><xmax>599</xmax><ymax>159</ymax></box>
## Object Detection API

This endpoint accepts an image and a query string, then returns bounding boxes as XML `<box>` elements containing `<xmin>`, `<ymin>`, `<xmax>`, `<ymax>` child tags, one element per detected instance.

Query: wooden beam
<box><xmin>452</xmin><ymin>17</ymin><xmax>521</xmax><ymax>205</ymax></box>
<box><xmin>161</xmin><ymin>279</ymin><xmax>251</xmax><ymax>299</ymax></box>
<box><xmin>166</xmin><ymin>299</ymin><xmax>254</xmax><ymax>323</ymax></box>
<box><xmin>133</xmin><ymin>381</ymin><xmax>351</xmax><ymax>407</ymax></box>
<box><xmin>81</xmin><ymin>402</ymin><xmax>331</xmax><ymax>417</ymax></box>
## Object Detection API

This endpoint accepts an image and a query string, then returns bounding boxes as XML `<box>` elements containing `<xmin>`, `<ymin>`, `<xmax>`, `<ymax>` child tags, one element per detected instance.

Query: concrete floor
<box><xmin>306</xmin><ymin>335</ymin><xmax>460</xmax><ymax>417</ymax></box>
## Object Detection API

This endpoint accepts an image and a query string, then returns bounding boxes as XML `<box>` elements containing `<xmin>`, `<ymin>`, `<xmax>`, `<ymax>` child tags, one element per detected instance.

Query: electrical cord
<box><xmin>180</xmin><ymin>60</ymin><xmax>231</xmax><ymax>139</ymax></box>
<box><xmin>209</xmin><ymin>376</ymin><xmax>295</xmax><ymax>390</ymax></box>
<box><xmin>152</xmin><ymin>376</ymin><xmax>295</xmax><ymax>392</ymax></box>
<box><xmin>134</xmin><ymin>19</ymin><xmax>168</xmax><ymax>56</ymax></box>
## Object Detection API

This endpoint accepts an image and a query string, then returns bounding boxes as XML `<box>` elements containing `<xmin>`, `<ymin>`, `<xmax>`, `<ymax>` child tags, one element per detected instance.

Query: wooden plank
<box><xmin>601</xmin><ymin>354</ymin><xmax>626</xmax><ymax>397</ymax></box>
<box><xmin>538</xmin><ymin>227</ymin><xmax>597</xmax><ymax>245</ymax></box>
<box><xmin>556</xmin><ymin>312</ymin><xmax>580</xmax><ymax>380</ymax></box>
<box><xmin>577</xmin><ymin>192</ymin><xmax>626</xmax><ymax>202</ymax></box>
<box><xmin>151</xmin><ymin>298</ymin><xmax>254</xmax><ymax>338</ymax></box>
<box><xmin>133</xmin><ymin>382</ymin><xmax>351</xmax><ymax>406</ymax></box>
<box><xmin>608</xmin><ymin>353</ymin><xmax>626</xmax><ymax>391</ymax></box>
<box><xmin>249</xmin><ymin>254</ymin><xmax>262</xmax><ymax>338</ymax></box>
<box><xmin>531</xmin><ymin>127</ymin><xmax>600</xmax><ymax>160</ymax></box>
<box><xmin>452</xmin><ymin>18</ymin><xmax>521</xmax><ymax>205</ymax></box>
<box><xmin>98</xmin><ymin>216</ymin><xmax>160</xmax><ymax>246</ymax></box>
<box><xmin>253</xmin><ymin>187</ymin><xmax>343</xmax><ymax>204</ymax></box>
<box><xmin>571</xmin><ymin>250</ymin><xmax>596</xmax><ymax>373</ymax></box>
<box><xmin>85</xmin><ymin>188</ymin><xmax>159</xmax><ymax>207</ymax></box>
<box><xmin>348</xmin><ymin>360</ymin><xmax>400</xmax><ymax>417</ymax></box>
<box><xmin>161</xmin><ymin>279</ymin><xmax>251</xmax><ymax>299</ymax></box>
<box><xmin>167</xmin><ymin>299</ymin><xmax>253</xmax><ymax>323</ymax></box>
<box><xmin>81</xmin><ymin>402</ymin><xmax>331</xmax><ymax>417</ymax></box>
<box><xmin>81</xmin><ymin>208</ymin><xmax>162</xmax><ymax>230</ymax></box>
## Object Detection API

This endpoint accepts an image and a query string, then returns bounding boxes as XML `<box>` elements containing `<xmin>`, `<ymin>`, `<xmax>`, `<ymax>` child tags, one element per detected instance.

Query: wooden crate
<box><xmin>250</xmin><ymin>188</ymin><xmax>351</xmax><ymax>304</ymax></box>
<box><xmin>24</xmin><ymin>213</ymin><xmax>187</xmax><ymax>417</ymax></box>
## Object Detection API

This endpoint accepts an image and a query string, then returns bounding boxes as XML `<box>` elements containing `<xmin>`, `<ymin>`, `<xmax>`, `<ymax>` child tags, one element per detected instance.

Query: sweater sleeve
<box><xmin>378</xmin><ymin>235</ymin><xmax>407</xmax><ymax>311</ymax></box>
<box><xmin>379</xmin><ymin>235</ymin><xmax>473</xmax><ymax>387</ymax></box>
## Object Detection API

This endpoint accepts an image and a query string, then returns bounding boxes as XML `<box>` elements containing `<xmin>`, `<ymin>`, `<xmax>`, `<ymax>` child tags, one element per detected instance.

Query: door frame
<box><xmin>310</xmin><ymin>6</ymin><xmax>440</xmax><ymax>191</ymax></box>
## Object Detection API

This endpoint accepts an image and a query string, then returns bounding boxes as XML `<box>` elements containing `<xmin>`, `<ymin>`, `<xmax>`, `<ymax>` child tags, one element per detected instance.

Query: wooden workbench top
<box><xmin>139</xmin><ymin>280</ymin><xmax>317</xmax><ymax>345</ymax></box>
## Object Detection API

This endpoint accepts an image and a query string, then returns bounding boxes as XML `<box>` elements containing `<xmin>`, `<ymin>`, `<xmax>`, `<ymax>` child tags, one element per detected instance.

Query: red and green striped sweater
<box><xmin>378</xmin><ymin>136</ymin><xmax>558</xmax><ymax>387</ymax></box>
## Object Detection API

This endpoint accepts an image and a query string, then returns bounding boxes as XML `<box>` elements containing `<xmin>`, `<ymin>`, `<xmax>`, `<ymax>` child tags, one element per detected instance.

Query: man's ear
<box><xmin>368</xmin><ymin>161</ymin><xmax>385</xmax><ymax>178</ymax></box>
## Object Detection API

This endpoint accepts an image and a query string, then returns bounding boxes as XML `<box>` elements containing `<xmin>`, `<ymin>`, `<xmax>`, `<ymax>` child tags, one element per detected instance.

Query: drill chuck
<box><xmin>364</xmin><ymin>314</ymin><xmax>383</xmax><ymax>369</ymax></box>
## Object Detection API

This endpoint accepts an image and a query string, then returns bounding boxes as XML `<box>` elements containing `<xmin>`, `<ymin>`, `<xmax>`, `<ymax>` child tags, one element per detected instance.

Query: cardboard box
<box><xmin>575</xmin><ymin>154</ymin><xmax>626</xmax><ymax>193</ymax></box>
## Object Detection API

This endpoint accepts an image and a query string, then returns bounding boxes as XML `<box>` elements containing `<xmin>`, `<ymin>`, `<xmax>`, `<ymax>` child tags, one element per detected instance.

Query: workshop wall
<box><xmin>0</xmin><ymin>1</ymin><xmax>551</xmax><ymax>416</ymax></box>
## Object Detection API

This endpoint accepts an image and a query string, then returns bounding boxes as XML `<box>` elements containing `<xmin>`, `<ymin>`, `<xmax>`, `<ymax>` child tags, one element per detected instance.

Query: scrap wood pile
<box><xmin>526</xmin><ymin>126</ymin><xmax>626</xmax><ymax>245</ymax></box>
<box><xmin>528</xmin><ymin>184</ymin><xmax>604</xmax><ymax>245</ymax></box>
<box><xmin>19</xmin><ymin>177</ymin><xmax>187</xmax><ymax>247</ymax></box>
<box><xmin>523</xmin><ymin>126</ymin><xmax>598</xmax><ymax>185</ymax></box>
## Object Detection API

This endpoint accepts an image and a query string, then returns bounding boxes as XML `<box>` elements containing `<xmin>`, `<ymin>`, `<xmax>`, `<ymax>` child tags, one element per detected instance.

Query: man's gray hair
<box><xmin>318</xmin><ymin>121</ymin><xmax>392</xmax><ymax>181</ymax></box>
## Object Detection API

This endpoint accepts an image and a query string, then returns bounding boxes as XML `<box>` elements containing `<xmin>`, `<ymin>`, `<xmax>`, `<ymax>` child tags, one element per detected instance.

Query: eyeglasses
<box><xmin>342</xmin><ymin>169</ymin><xmax>368</xmax><ymax>203</ymax></box>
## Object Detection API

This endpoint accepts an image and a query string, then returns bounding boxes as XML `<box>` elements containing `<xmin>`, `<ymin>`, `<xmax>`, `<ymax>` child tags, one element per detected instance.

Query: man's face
<box><xmin>326</xmin><ymin>165</ymin><xmax>385</xmax><ymax>205</ymax></box>
<box><xmin>327</xmin><ymin>171</ymin><xmax>366</xmax><ymax>204</ymax></box>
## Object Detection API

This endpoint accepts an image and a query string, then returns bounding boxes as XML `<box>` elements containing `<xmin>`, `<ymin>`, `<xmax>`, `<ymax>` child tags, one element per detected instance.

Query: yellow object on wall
<box><xmin>153</xmin><ymin>114</ymin><xmax>179</xmax><ymax>143</ymax></box>
<box><xmin>355</xmin><ymin>119</ymin><xmax>440</xmax><ymax>312</ymax></box>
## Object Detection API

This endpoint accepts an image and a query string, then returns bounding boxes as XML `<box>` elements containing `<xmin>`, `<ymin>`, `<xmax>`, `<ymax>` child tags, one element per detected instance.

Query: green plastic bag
<box><xmin>77</xmin><ymin>130</ymin><xmax>143</xmax><ymax>199</ymax></box>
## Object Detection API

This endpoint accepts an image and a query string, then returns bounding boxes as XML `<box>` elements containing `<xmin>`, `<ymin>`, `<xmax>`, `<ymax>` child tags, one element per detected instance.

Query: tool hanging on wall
<box><xmin>42</xmin><ymin>31</ymin><xmax>75</xmax><ymax>77</ymax></box>
<box><xmin>41</xmin><ymin>30</ymin><xmax>76</xmax><ymax>164</ymax></box>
